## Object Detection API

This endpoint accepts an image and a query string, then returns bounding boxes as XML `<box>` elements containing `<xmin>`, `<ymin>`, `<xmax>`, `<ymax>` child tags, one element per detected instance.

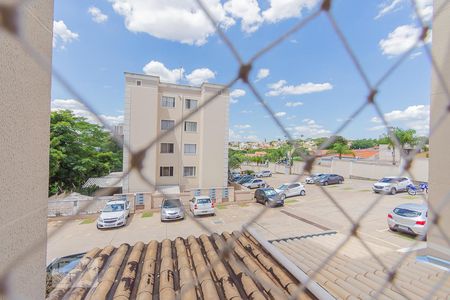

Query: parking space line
<box><xmin>280</xmin><ymin>210</ymin><xmax>331</xmax><ymax>231</ymax></box>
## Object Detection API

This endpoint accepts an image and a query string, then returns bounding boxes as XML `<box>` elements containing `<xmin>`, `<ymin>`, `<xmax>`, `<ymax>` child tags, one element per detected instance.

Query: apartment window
<box><xmin>137</xmin><ymin>80</ymin><xmax>142</xmax><ymax>86</ymax></box>
<box><xmin>160</xmin><ymin>166</ymin><xmax>174</xmax><ymax>177</ymax></box>
<box><xmin>183</xmin><ymin>166</ymin><xmax>196</xmax><ymax>177</ymax></box>
<box><xmin>184</xmin><ymin>121</ymin><xmax>197</xmax><ymax>132</ymax></box>
<box><xmin>161</xmin><ymin>96</ymin><xmax>175</xmax><ymax>108</ymax></box>
<box><xmin>161</xmin><ymin>120</ymin><xmax>175</xmax><ymax>130</ymax></box>
<box><xmin>185</xmin><ymin>99</ymin><xmax>198</xmax><ymax>109</ymax></box>
<box><xmin>184</xmin><ymin>144</ymin><xmax>197</xmax><ymax>155</ymax></box>
<box><xmin>160</xmin><ymin>143</ymin><xmax>174</xmax><ymax>154</ymax></box>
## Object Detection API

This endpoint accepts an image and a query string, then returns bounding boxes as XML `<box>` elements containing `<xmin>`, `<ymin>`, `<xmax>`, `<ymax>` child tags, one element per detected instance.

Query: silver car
<box><xmin>388</xmin><ymin>203</ymin><xmax>428</xmax><ymax>238</ymax></box>
<box><xmin>160</xmin><ymin>198</ymin><xmax>185</xmax><ymax>221</ymax></box>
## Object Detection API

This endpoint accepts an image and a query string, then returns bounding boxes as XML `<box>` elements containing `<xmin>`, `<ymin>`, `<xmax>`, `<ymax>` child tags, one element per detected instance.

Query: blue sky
<box><xmin>51</xmin><ymin>0</ymin><xmax>433</xmax><ymax>141</ymax></box>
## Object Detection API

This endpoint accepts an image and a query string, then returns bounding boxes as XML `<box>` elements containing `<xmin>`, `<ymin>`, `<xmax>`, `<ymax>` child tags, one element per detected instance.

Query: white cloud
<box><xmin>286</xmin><ymin>101</ymin><xmax>303</xmax><ymax>107</ymax></box>
<box><xmin>266</xmin><ymin>80</ymin><xmax>333</xmax><ymax>97</ymax></box>
<box><xmin>240</xmin><ymin>110</ymin><xmax>253</xmax><ymax>114</ymax></box>
<box><xmin>142</xmin><ymin>61</ymin><xmax>184</xmax><ymax>83</ymax></box>
<box><xmin>375</xmin><ymin>0</ymin><xmax>403</xmax><ymax>19</ymax></box>
<box><xmin>230</xmin><ymin>88</ymin><xmax>246</xmax><ymax>104</ymax></box>
<box><xmin>224</xmin><ymin>0</ymin><xmax>263</xmax><ymax>33</ymax></box>
<box><xmin>255</xmin><ymin>68</ymin><xmax>270</xmax><ymax>82</ymax></box>
<box><xmin>109</xmin><ymin>0</ymin><xmax>235</xmax><ymax>46</ymax></box>
<box><xmin>275</xmin><ymin>112</ymin><xmax>287</xmax><ymax>117</ymax></box>
<box><xmin>234</xmin><ymin>124</ymin><xmax>251</xmax><ymax>129</ymax></box>
<box><xmin>375</xmin><ymin>0</ymin><xmax>432</xmax><ymax>22</ymax></box>
<box><xmin>229</xmin><ymin>129</ymin><xmax>258</xmax><ymax>142</ymax></box>
<box><xmin>51</xmin><ymin>99</ymin><xmax>123</xmax><ymax>126</ymax></box>
<box><xmin>53</xmin><ymin>20</ymin><xmax>79</xmax><ymax>48</ymax></box>
<box><xmin>379</xmin><ymin>24</ymin><xmax>430</xmax><ymax>57</ymax></box>
<box><xmin>186</xmin><ymin>68</ymin><xmax>215</xmax><ymax>86</ymax></box>
<box><xmin>88</xmin><ymin>6</ymin><xmax>108</xmax><ymax>23</ymax></box>
<box><xmin>287</xmin><ymin>118</ymin><xmax>330</xmax><ymax>138</ymax></box>
<box><xmin>262</xmin><ymin>0</ymin><xmax>320</xmax><ymax>23</ymax></box>
<box><xmin>370</xmin><ymin>104</ymin><xmax>430</xmax><ymax>135</ymax></box>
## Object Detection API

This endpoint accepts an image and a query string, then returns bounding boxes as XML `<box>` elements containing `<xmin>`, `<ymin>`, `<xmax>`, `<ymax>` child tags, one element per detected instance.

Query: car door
<box><xmin>287</xmin><ymin>184</ymin><xmax>297</xmax><ymax>197</ymax></box>
<box><xmin>255</xmin><ymin>190</ymin><xmax>261</xmax><ymax>202</ymax></box>
<box><xmin>399</xmin><ymin>178</ymin><xmax>409</xmax><ymax>191</ymax></box>
<box><xmin>330</xmin><ymin>175</ymin><xmax>338</xmax><ymax>184</ymax></box>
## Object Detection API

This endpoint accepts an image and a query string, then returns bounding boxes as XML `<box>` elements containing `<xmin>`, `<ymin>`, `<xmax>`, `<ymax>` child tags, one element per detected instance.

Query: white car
<box><xmin>373</xmin><ymin>176</ymin><xmax>412</xmax><ymax>195</ymax></box>
<box><xmin>275</xmin><ymin>182</ymin><xmax>306</xmax><ymax>199</ymax></box>
<box><xmin>97</xmin><ymin>200</ymin><xmax>130</xmax><ymax>229</ymax></box>
<box><xmin>242</xmin><ymin>178</ymin><xmax>266</xmax><ymax>189</ymax></box>
<box><xmin>305</xmin><ymin>173</ymin><xmax>323</xmax><ymax>184</ymax></box>
<box><xmin>256</xmin><ymin>170</ymin><xmax>272</xmax><ymax>177</ymax></box>
<box><xmin>189</xmin><ymin>196</ymin><xmax>215</xmax><ymax>217</ymax></box>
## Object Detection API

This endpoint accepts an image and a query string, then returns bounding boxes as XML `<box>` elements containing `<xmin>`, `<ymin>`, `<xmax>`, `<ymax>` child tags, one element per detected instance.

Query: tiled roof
<box><xmin>271</xmin><ymin>233</ymin><xmax>450</xmax><ymax>300</ymax></box>
<box><xmin>46</xmin><ymin>232</ymin><xmax>315</xmax><ymax>300</ymax></box>
<box><xmin>82</xmin><ymin>172</ymin><xmax>123</xmax><ymax>188</ymax></box>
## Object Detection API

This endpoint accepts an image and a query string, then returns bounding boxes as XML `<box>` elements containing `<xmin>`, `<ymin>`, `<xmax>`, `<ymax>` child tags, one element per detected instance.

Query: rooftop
<box><xmin>46</xmin><ymin>231</ymin><xmax>315</xmax><ymax>300</ymax></box>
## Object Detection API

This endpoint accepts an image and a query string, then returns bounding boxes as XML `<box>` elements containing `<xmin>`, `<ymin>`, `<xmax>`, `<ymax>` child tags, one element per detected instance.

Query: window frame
<box><xmin>183</xmin><ymin>166</ymin><xmax>196</xmax><ymax>177</ymax></box>
<box><xmin>161</xmin><ymin>119</ymin><xmax>175</xmax><ymax>131</ymax></box>
<box><xmin>184</xmin><ymin>144</ymin><xmax>197</xmax><ymax>155</ymax></box>
<box><xmin>161</xmin><ymin>96</ymin><xmax>176</xmax><ymax>108</ymax></box>
<box><xmin>160</xmin><ymin>143</ymin><xmax>175</xmax><ymax>154</ymax></box>
<box><xmin>185</xmin><ymin>99</ymin><xmax>198</xmax><ymax>110</ymax></box>
<box><xmin>160</xmin><ymin>166</ymin><xmax>174</xmax><ymax>177</ymax></box>
<box><xmin>136</xmin><ymin>80</ymin><xmax>142</xmax><ymax>86</ymax></box>
<box><xmin>184</xmin><ymin>121</ymin><xmax>198</xmax><ymax>133</ymax></box>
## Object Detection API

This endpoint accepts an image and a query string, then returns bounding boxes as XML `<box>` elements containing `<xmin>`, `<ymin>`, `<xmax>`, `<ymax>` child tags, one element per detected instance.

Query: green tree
<box><xmin>327</xmin><ymin>143</ymin><xmax>354</xmax><ymax>159</ymax></box>
<box><xmin>350</xmin><ymin>139</ymin><xmax>377</xmax><ymax>149</ymax></box>
<box><xmin>379</xmin><ymin>127</ymin><xmax>418</xmax><ymax>165</ymax></box>
<box><xmin>228</xmin><ymin>149</ymin><xmax>245</xmax><ymax>170</ymax></box>
<box><xmin>49</xmin><ymin>110</ymin><xmax>123</xmax><ymax>195</ymax></box>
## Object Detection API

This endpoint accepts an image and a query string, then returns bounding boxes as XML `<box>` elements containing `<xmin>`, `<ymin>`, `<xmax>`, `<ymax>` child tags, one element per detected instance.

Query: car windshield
<box><xmin>103</xmin><ymin>203</ymin><xmax>124</xmax><ymax>212</ymax></box>
<box><xmin>197</xmin><ymin>198</ymin><xmax>211</xmax><ymax>204</ymax></box>
<box><xmin>264</xmin><ymin>189</ymin><xmax>277</xmax><ymax>196</ymax></box>
<box><xmin>380</xmin><ymin>178</ymin><xmax>395</xmax><ymax>183</ymax></box>
<box><xmin>394</xmin><ymin>208</ymin><xmax>422</xmax><ymax>217</ymax></box>
<box><xmin>278</xmin><ymin>184</ymin><xmax>288</xmax><ymax>190</ymax></box>
<box><xmin>163</xmin><ymin>199</ymin><xmax>180</xmax><ymax>208</ymax></box>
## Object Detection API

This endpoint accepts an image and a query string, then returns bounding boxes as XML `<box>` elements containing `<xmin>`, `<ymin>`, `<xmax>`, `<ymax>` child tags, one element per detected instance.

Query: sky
<box><xmin>51</xmin><ymin>0</ymin><xmax>433</xmax><ymax>142</ymax></box>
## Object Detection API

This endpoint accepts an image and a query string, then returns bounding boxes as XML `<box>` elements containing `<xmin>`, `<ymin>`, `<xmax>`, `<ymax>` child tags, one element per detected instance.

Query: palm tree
<box><xmin>328</xmin><ymin>143</ymin><xmax>354</xmax><ymax>159</ymax></box>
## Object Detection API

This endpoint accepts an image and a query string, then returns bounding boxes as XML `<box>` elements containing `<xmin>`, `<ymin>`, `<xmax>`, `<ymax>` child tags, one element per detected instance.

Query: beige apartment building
<box><xmin>122</xmin><ymin>72</ymin><xmax>229</xmax><ymax>193</ymax></box>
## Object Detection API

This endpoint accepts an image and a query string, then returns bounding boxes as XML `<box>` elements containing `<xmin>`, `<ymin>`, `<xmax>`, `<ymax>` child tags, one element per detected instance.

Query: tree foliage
<box><xmin>350</xmin><ymin>138</ymin><xmax>378</xmax><ymax>149</ymax></box>
<box><xmin>327</xmin><ymin>143</ymin><xmax>354</xmax><ymax>159</ymax></box>
<box><xmin>378</xmin><ymin>127</ymin><xmax>419</xmax><ymax>165</ymax></box>
<box><xmin>49</xmin><ymin>110</ymin><xmax>122</xmax><ymax>195</ymax></box>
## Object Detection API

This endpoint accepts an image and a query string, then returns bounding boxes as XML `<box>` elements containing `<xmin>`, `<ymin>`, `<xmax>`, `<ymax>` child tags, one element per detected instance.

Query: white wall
<box><xmin>0</xmin><ymin>0</ymin><xmax>53</xmax><ymax>298</ymax></box>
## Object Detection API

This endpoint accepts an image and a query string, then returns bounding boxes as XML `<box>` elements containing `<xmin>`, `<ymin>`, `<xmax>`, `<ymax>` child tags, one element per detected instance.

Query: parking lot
<box><xmin>47</xmin><ymin>173</ymin><xmax>427</xmax><ymax>263</ymax></box>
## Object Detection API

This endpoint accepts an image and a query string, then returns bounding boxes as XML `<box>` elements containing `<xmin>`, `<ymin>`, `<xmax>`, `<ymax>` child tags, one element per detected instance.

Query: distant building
<box><xmin>113</xmin><ymin>124</ymin><xmax>124</xmax><ymax>144</ymax></box>
<box><xmin>122</xmin><ymin>73</ymin><xmax>229</xmax><ymax>193</ymax></box>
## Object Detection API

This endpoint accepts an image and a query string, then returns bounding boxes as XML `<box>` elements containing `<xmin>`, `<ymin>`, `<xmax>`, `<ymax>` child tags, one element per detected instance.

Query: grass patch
<box><xmin>401</xmin><ymin>195</ymin><xmax>417</xmax><ymax>200</ymax></box>
<box><xmin>326</xmin><ymin>185</ymin><xmax>338</xmax><ymax>188</ymax></box>
<box><xmin>80</xmin><ymin>218</ymin><xmax>94</xmax><ymax>225</ymax></box>
<box><xmin>216</xmin><ymin>204</ymin><xmax>227</xmax><ymax>210</ymax></box>
<box><xmin>342</xmin><ymin>187</ymin><xmax>353</xmax><ymax>191</ymax></box>
<box><xmin>358</xmin><ymin>189</ymin><xmax>371</xmax><ymax>192</ymax></box>
<box><xmin>141</xmin><ymin>211</ymin><xmax>153</xmax><ymax>218</ymax></box>
<box><xmin>284</xmin><ymin>199</ymin><xmax>298</xmax><ymax>204</ymax></box>
<box><xmin>238</xmin><ymin>203</ymin><xmax>249</xmax><ymax>207</ymax></box>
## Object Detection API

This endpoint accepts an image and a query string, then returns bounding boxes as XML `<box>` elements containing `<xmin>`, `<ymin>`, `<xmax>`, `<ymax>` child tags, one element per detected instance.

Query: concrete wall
<box><xmin>424</xmin><ymin>0</ymin><xmax>450</xmax><ymax>261</ymax></box>
<box><xmin>242</xmin><ymin>159</ymin><xmax>429</xmax><ymax>182</ymax></box>
<box><xmin>0</xmin><ymin>0</ymin><xmax>53</xmax><ymax>298</ymax></box>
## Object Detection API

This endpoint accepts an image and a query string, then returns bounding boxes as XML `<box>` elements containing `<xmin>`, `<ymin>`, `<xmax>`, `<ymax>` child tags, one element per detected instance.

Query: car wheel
<box><xmin>265</xmin><ymin>201</ymin><xmax>270</xmax><ymax>207</ymax></box>
<box><xmin>338</xmin><ymin>180</ymin><xmax>343</xmax><ymax>184</ymax></box>
<box><xmin>389</xmin><ymin>226</ymin><xmax>396</xmax><ymax>232</ymax></box>
<box><xmin>324</xmin><ymin>181</ymin><xmax>328</xmax><ymax>186</ymax></box>
<box><xmin>300</xmin><ymin>190</ymin><xmax>306</xmax><ymax>196</ymax></box>
<box><xmin>390</xmin><ymin>188</ymin><xmax>397</xmax><ymax>195</ymax></box>
<box><xmin>280</xmin><ymin>194</ymin><xmax>286</xmax><ymax>200</ymax></box>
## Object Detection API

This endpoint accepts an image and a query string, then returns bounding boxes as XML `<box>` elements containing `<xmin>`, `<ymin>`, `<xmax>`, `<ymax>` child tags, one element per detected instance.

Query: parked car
<box><xmin>160</xmin><ymin>198</ymin><xmax>185</xmax><ymax>221</ymax></box>
<box><xmin>275</xmin><ymin>182</ymin><xmax>305</xmax><ymax>199</ymax></box>
<box><xmin>189</xmin><ymin>196</ymin><xmax>215</xmax><ymax>217</ymax></box>
<box><xmin>243</xmin><ymin>178</ymin><xmax>267</xmax><ymax>189</ymax></box>
<box><xmin>255</xmin><ymin>170</ymin><xmax>272</xmax><ymax>177</ymax></box>
<box><xmin>254</xmin><ymin>188</ymin><xmax>284</xmax><ymax>207</ymax></box>
<box><xmin>237</xmin><ymin>175</ymin><xmax>254</xmax><ymax>184</ymax></box>
<box><xmin>373</xmin><ymin>176</ymin><xmax>412</xmax><ymax>195</ymax></box>
<box><xmin>388</xmin><ymin>203</ymin><xmax>428</xmax><ymax>239</ymax></box>
<box><xmin>305</xmin><ymin>173</ymin><xmax>324</xmax><ymax>184</ymax></box>
<box><xmin>317</xmin><ymin>174</ymin><xmax>344</xmax><ymax>186</ymax></box>
<box><xmin>97</xmin><ymin>200</ymin><xmax>130</xmax><ymax>229</ymax></box>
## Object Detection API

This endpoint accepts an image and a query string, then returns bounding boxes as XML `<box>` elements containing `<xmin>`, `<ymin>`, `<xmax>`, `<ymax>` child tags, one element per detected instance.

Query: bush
<box><xmin>243</xmin><ymin>170</ymin><xmax>255</xmax><ymax>175</ymax></box>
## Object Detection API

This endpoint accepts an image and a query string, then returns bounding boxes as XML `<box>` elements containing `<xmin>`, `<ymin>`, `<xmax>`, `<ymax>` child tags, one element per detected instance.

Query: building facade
<box><xmin>123</xmin><ymin>73</ymin><xmax>229</xmax><ymax>193</ymax></box>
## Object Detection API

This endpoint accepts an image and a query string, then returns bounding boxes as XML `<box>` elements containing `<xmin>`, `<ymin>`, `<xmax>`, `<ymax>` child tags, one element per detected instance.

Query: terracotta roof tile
<box><xmin>47</xmin><ymin>232</ymin><xmax>315</xmax><ymax>300</ymax></box>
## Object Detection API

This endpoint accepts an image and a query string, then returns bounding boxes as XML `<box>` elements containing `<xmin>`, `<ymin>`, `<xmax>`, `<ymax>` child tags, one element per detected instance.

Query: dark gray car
<box><xmin>254</xmin><ymin>188</ymin><xmax>284</xmax><ymax>207</ymax></box>
<box><xmin>318</xmin><ymin>174</ymin><xmax>344</xmax><ymax>186</ymax></box>
<box><xmin>160</xmin><ymin>199</ymin><xmax>185</xmax><ymax>221</ymax></box>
